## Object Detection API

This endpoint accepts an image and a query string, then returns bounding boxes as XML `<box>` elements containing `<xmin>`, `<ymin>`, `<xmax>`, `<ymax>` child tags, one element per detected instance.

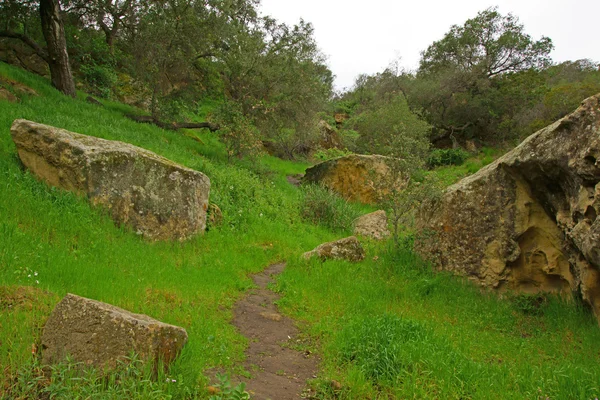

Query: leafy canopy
<box><xmin>419</xmin><ymin>7</ymin><xmax>553</xmax><ymax>78</ymax></box>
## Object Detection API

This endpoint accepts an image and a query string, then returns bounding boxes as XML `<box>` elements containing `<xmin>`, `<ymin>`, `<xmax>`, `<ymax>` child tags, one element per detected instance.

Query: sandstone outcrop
<box><xmin>41</xmin><ymin>294</ymin><xmax>188</xmax><ymax>371</ymax></box>
<box><xmin>354</xmin><ymin>210</ymin><xmax>391</xmax><ymax>240</ymax></box>
<box><xmin>11</xmin><ymin>119</ymin><xmax>210</xmax><ymax>241</ymax></box>
<box><xmin>303</xmin><ymin>155</ymin><xmax>405</xmax><ymax>204</ymax></box>
<box><xmin>318</xmin><ymin>120</ymin><xmax>343</xmax><ymax>150</ymax></box>
<box><xmin>416</xmin><ymin>94</ymin><xmax>600</xmax><ymax>318</ymax></box>
<box><xmin>302</xmin><ymin>236</ymin><xmax>365</xmax><ymax>262</ymax></box>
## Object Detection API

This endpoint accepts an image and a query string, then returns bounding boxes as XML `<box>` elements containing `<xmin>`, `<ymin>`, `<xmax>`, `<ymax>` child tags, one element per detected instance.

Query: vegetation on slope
<box><xmin>1</xmin><ymin>62</ymin><xmax>600</xmax><ymax>399</ymax></box>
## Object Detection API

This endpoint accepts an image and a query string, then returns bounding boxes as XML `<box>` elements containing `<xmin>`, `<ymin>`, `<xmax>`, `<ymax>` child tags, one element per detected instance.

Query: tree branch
<box><xmin>0</xmin><ymin>30</ymin><xmax>49</xmax><ymax>62</ymax></box>
<box><xmin>125</xmin><ymin>114</ymin><xmax>220</xmax><ymax>132</ymax></box>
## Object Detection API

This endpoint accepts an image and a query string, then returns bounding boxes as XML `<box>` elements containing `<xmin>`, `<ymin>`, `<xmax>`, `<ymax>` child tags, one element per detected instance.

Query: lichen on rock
<box><xmin>10</xmin><ymin>119</ymin><xmax>210</xmax><ymax>241</ymax></box>
<box><xmin>415</xmin><ymin>93</ymin><xmax>600</xmax><ymax>320</ymax></box>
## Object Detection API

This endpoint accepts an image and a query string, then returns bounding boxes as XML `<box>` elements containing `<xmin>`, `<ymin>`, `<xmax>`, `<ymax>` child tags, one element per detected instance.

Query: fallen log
<box><xmin>126</xmin><ymin>114</ymin><xmax>220</xmax><ymax>132</ymax></box>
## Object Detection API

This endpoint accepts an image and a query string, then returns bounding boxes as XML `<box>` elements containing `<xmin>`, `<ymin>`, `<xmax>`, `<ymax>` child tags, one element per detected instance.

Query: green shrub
<box><xmin>300</xmin><ymin>184</ymin><xmax>361</xmax><ymax>233</ymax></box>
<box><xmin>313</xmin><ymin>147</ymin><xmax>353</xmax><ymax>162</ymax></box>
<box><xmin>80</xmin><ymin>63</ymin><xmax>117</xmax><ymax>99</ymax></box>
<box><xmin>427</xmin><ymin>148</ymin><xmax>470</xmax><ymax>167</ymax></box>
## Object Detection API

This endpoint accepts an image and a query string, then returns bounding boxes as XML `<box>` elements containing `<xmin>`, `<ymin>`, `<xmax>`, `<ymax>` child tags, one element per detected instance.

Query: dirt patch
<box><xmin>233</xmin><ymin>263</ymin><xmax>318</xmax><ymax>400</ymax></box>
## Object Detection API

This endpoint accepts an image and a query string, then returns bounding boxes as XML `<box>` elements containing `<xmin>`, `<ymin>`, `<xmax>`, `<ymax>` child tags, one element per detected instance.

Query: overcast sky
<box><xmin>258</xmin><ymin>0</ymin><xmax>600</xmax><ymax>92</ymax></box>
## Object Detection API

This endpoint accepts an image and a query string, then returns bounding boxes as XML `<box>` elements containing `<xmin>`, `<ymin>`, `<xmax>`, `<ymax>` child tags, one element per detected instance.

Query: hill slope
<box><xmin>1</xmin><ymin>63</ymin><xmax>600</xmax><ymax>399</ymax></box>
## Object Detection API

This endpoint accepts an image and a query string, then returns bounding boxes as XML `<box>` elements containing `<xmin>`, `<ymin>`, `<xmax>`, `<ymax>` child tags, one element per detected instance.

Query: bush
<box><xmin>427</xmin><ymin>148</ymin><xmax>470</xmax><ymax>167</ymax></box>
<box><xmin>80</xmin><ymin>62</ymin><xmax>117</xmax><ymax>99</ymax></box>
<box><xmin>313</xmin><ymin>147</ymin><xmax>353</xmax><ymax>162</ymax></box>
<box><xmin>300</xmin><ymin>184</ymin><xmax>361</xmax><ymax>233</ymax></box>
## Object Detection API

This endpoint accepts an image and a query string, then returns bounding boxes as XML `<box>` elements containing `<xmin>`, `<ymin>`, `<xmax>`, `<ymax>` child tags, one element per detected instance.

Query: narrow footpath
<box><xmin>232</xmin><ymin>263</ymin><xmax>319</xmax><ymax>400</ymax></box>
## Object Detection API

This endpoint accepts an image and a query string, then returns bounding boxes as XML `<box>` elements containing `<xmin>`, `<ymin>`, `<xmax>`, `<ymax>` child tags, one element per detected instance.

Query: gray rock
<box><xmin>11</xmin><ymin>119</ymin><xmax>210</xmax><ymax>241</ymax></box>
<box><xmin>302</xmin><ymin>236</ymin><xmax>365</xmax><ymax>262</ymax></box>
<box><xmin>41</xmin><ymin>294</ymin><xmax>188</xmax><ymax>371</ymax></box>
<box><xmin>415</xmin><ymin>93</ymin><xmax>600</xmax><ymax>320</ymax></box>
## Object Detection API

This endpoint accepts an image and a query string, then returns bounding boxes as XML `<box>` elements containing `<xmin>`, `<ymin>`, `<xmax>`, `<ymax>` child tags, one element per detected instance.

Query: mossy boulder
<box><xmin>303</xmin><ymin>154</ymin><xmax>405</xmax><ymax>204</ymax></box>
<box><xmin>11</xmin><ymin>119</ymin><xmax>210</xmax><ymax>241</ymax></box>
<box><xmin>41</xmin><ymin>294</ymin><xmax>188</xmax><ymax>371</ymax></box>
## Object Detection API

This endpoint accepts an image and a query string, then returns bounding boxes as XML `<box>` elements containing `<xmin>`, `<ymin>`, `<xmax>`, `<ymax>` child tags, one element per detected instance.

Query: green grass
<box><xmin>2</xmin><ymin>62</ymin><xmax>600</xmax><ymax>399</ymax></box>
<box><xmin>276</xmin><ymin>247</ymin><xmax>600</xmax><ymax>399</ymax></box>
<box><xmin>0</xmin><ymin>62</ymin><xmax>338</xmax><ymax>397</ymax></box>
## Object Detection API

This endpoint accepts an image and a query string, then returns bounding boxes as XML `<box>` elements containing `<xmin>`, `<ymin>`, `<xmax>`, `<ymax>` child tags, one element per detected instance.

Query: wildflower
<box><xmin>259</xmin><ymin>213</ymin><xmax>263</xmax><ymax>217</ymax></box>
<box><xmin>36</xmin><ymin>280</ymin><xmax>39</xmax><ymax>285</ymax></box>
<box><xmin>27</xmin><ymin>274</ymin><xmax>31</xmax><ymax>278</ymax></box>
<box><xmin>34</xmin><ymin>272</ymin><xmax>38</xmax><ymax>276</ymax></box>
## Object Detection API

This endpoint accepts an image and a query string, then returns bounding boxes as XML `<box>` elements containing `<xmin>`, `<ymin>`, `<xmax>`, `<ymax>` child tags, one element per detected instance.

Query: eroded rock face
<box><xmin>416</xmin><ymin>94</ymin><xmax>600</xmax><ymax>318</ymax></box>
<box><xmin>302</xmin><ymin>236</ymin><xmax>366</xmax><ymax>262</ymax></box>
<box><xmin>318</xmin><ymin>120</ymin><xmax>343</xmax><ymax>150</ymax></box>
<box><xmin>303</xmin><ymin>155</ymin><xmax>405</xmax><ymax>204</ymax></box>
<box><xmin>11</xmin><ymin>119</ymin><xmax>210</xmax><ymax>241</ymax></box>
<box><xmin>354</xmin><ymin>210</ymin><xmax>391</xmax><ymax>240</ymax></box>
<box><xmin>41</xmin><ymin>294</ymin><xmax>188</xmax><ymax>370</ymax></box>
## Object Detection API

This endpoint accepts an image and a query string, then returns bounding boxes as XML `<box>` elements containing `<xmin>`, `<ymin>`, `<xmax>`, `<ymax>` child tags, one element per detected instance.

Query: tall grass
<box><xmin>2</xmin><ymin>62</ymin><xmax>600</xmax><ymax>399</ymax></box>
<box><xmin>0</xmin><ymin>62</ymin><xmax>337</xmax><ymax>396</ymax></box>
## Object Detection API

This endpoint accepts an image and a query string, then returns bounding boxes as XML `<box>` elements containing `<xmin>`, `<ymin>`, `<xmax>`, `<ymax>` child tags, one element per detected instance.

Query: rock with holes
<box><xmin>41</xmin><ymin>294</ymin><xmax>188</xmax><ymax>371</ymax></box>
<box><xmin>415</xmin><ymin>93</ymin><xmax>600</xmax><ymax>320</ymax></box>
<box><xmin>11</xmin><ymin>119</ymin><xmax>210</xmax><ymax>241</ymax></box>
<box><xmin>303</xmin><ymin>154</ymin><xmax>406</xmax><ymax>204</ymax></box>
<box><xmin>302</xmin><ymin>236</ymin><xmax>365</xmax><ymax>262</ymax></box>
<box><xmin>354</xmin><ymin>210</ymin><xmax>391</xmax><ymax>240</ymax></box>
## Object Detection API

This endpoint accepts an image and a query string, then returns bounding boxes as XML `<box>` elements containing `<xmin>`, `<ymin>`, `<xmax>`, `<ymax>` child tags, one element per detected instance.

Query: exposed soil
<box><xmin>232</xmin><ymin>263</ymin><xmax>318</xmax><ymax>400</ymax></box>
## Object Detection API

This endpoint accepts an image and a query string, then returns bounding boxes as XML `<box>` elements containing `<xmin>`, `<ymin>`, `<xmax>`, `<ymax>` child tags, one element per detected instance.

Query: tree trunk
<box><xmin>39</xmin><ymin>0</ymin><xmax>76</xmax><ymax>97</ymax></box>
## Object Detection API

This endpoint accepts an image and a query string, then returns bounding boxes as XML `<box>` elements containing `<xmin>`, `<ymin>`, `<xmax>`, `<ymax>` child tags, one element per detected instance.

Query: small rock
<box><xmin>302</xmin><ymin>236</ymin><xmax>365</xmax><ymax>262</ymax></box>
<box><xmin>259</xmin><ymin>312</ymin><xmax>282</xmax><ymax>321</ymax></box>
<box><xmin>353</xmin><ymin>210</ymin><xmax>391</xmax><ymax>240</ymax></box>
<box><xmin>41</xmin><ymin>294</ymin><xmax>188</xmax><ymax>371</ymax></box>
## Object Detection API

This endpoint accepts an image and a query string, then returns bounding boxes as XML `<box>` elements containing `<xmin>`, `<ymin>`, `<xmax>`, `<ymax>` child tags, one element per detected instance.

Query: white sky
<box><xmin>258</xmin><ymin>0</ymin><xmax>600</xmax><ymax>92</ymax></box>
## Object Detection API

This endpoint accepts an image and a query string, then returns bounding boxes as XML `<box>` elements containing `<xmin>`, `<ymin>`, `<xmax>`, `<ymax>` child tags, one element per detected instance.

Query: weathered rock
<box><xmin>11</xmin><ymin>119</ymin><xmax>210</xmax><ymax>241</ymax></box>
<box><xmin>302</xmin><ymin>236</ymin><xmax>365</xmax><ymax>262</ymax></box>
<box><xmin>334</xmin><ymin>113</ymin><xmax>349</xmax><ymax>128</ymax></box>
<box><xmin>41</xmin><ymin>294</ymin><xmax>188</xmax><ymax>371</ymax></box>
<box><xmin>415</xmin><ymin>94</ymin><xmax>600</xmax><ymax>319</ymax></box>
<box><xmin>354</xmin><ymin>210</ymin><xmax>391</xmax><ymax>240</ymax></box>
<box><xmin>303</xmin><ymin>154</ymin><xmax>406</xmax><ymax>204</ymax></box>
<box><xmin>318</xmin><ymin>120</ymin><xmax>343</xmax><ymax>150</ymax></box>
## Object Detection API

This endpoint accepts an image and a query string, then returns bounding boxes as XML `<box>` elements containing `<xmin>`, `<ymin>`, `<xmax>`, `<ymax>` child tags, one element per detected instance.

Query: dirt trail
<box><xmin>232</xmin><ymin>263</ymin><xmax>318</xmax><ymax>400</ymax></box>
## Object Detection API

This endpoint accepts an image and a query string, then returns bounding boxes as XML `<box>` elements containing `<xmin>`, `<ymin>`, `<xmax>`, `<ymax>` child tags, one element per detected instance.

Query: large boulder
<box><xmin>11</xmin><ymin>119</ymin><xmax>210</xmax><ymax>241</ymax></box>
<box><xmin>354</xmin><ymin>210</ymin><xmax>391</xmax><ymax>240</ymax></box>
<box><xmin>415</xmin><ymin>94</ymin><xmax>600</xmax><ymax>318</ymax></box>
<box><xmin>303</xmin><ymin>154</ymin><xmax>405</xmax><ymax>204</ymax></box>
<box><xmin>302</xmin><ymin>236</ymin><xmax>366</xmax><ymax>262</ymax></box>
<box><xmin>41</xmin><ymin>294</ymin><xmax>188</xmax><ymax>371</ymax></box>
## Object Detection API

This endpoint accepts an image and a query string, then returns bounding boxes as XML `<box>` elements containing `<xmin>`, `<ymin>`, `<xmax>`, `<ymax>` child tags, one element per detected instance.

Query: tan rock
<box><xmin>354</xmin><ymin>210</ymin><xmax>391</xmax><ymax>240</ymax></box>
<box><xmin>415</xmin><ymin>94</ymin><xmax>600</xmax><ymax>320</ymax></box>
<box><xmin>11</xmin><ymin>119</ymin><xmax>210</xmax><ymax>241</ymax></box>
<box><xmin>41</xmin><ymin>294</ymin><xmax>188</xmax><ymax>371</ymax></box>
<box><xmin>302</xmin><ymin>236</ymin><xmax>365</xmax><ymax>262</ymax></box>
<box><xmin>303</xmin><ymin>154</ymin><xmax>406</xmax><ymax>204</ymax></box>
<box><xmin>318</xmin><ymin>120</ymin><xmax>343</xmax><ymax>150</ymax></box>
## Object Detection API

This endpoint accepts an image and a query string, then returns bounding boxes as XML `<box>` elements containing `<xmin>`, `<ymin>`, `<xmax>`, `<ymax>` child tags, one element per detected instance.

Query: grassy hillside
<box><xmin>1</xmin><ymin>63</ymin><xmax>600</xmax><ymax>399</ymax></box>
